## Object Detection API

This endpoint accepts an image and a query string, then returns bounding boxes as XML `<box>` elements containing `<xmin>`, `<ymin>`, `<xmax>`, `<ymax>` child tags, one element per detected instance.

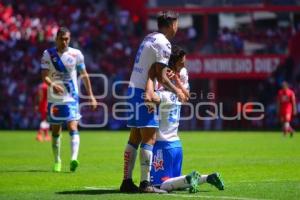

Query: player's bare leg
<box><xmin>120</xmin><ymin>128</ymin><xmax>141</xmax><ymax>193</ymax></box>
<box><xmin>282</xmin><ymin>122</ymin><xmax>290</xmax><ymax>136</ymax></box>
<box><xmin>287</xmin><ymin>123</ymin><xmax>295</xmax><ymax>137</ymax></box>
<box><xmin>44</xmin><ymin>125</ymin><xmax>51</xmax><ymax>141</ymax></box>
<box><xmin>67</xmin><ymin>120</ymin><xmax>80</xmax><ymax>172</ymax></box>
<box><xmin>139</xmin><ymin>128</ymin><xmax>166</xmax><ymax>193</ymax></box>
<box><xmin>44</xmin><ymin>129</ymin><xmax>51</xmax><ymax>141</ymax></box>
<box><xmin>42</xmin><ymin>120</ymin><xmax>50</xmax><ymax>141</ymax></box>
<box><xmin>51</xmin><ymin>124</ymin><xmax>62</xmax><ymax>172</ymax></box>
<box><xmin>36</xmin><ymin>129</ymin><xmax>43</xmax><ymax>142</ymax></box>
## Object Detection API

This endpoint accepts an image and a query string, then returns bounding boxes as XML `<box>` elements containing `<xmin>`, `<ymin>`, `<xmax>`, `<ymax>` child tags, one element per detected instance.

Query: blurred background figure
<box><xmin>277</xmin><ymin>81</ymin><xmax>297</xmax><ymax>137</ymax></box>
<box><xmin>35</xmin><ymin>82</ymin><xmax>50</xmax><ymax>142</ymax></box>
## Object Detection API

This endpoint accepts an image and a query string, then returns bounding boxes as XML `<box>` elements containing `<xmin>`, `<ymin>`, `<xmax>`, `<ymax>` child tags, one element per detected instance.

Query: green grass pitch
<box><xmin>0</xmin><ymin>131</ymin><xmax>299</xmax><ymax>200</ymax></box>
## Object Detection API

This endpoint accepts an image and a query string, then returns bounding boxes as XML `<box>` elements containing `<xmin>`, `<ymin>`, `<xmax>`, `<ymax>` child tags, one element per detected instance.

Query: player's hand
<box><xmin>146</xmin><ymin>102</ymin><xmax>156</xmax><ymax>113</ymax></box>
<box><xmin>90</xmin><ymin>96</ymin><xmax>97</xmax><ymax>111</ymax></box>
<box><xmin>174</xmin><ymin>74</ymin><xmax>181</xmax><ymax>85</ymax></box>
<box><xmin>176</xmin><ymin>89</ymin><xmax>188</xmax><ymax>102</ymax></box>
<box><xmin>144</xmin><ymin>90</ymin><xmax>152</xmax><ymax>103</ymax></box>
<box><xmin>166</xmin><ymin>68</ymin><xmax>175</xmax><ymax>79</ymax></box>
<box><xmin>52</xmin><ymin>84</ymin><xmax>64</xmax><ymax>95</ymax></box>
<box><xmin>144</xmin><ymin>91</ymin><xmax>156</xmax><ymax>113</ymax></box>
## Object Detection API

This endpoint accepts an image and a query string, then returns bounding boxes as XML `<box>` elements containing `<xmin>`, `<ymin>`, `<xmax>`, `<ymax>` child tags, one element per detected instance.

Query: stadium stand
<box><xmin>1</xmin><ymin>0</ymin><xmax>300</xmax><ymax>130</ymax></box>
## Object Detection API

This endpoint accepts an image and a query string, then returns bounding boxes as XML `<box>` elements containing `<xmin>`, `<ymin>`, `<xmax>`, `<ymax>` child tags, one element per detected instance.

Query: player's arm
<box><xmin>36</xmin><ymin>86</ymin><xmax>43</xmax><ymax>108</ymax></box>
<box><xmin>37</xmin><ymin>87</ymin><xmax>43</xmax><ymax>103</ymax></box>
<box><xmin>155</xmin><ymin>64</ymin><xmax>187</xmax><ymax>102</ymax></box>
<box><xmin>276</xmin><ymin>94</ymin><xmax>281</xmax><ymax>118</ymax></box>
<box><xmin>174</xmin><ymin>69</ymin><xmax>190</xmax><ymax>99</ymax></box>
<box><xmin>41</xmin><ymin>69</ymin><xmax>64</xmax><ymax>95</ymax></box>
<box><xmin>149</xmin><ymin>42</ymin><xmax>187</xmax><ymax>102</ymax></box>
<box><xmin>174</xmin><ymin>75</ymin><xmax>189</xmax><ymax>98</ymax></box>
<box><xmin>79</xmin><ymin>69</ymin><xmax>97</xmax><ymax>110</ymax></box>
<box><xmin>41</xmin><ymin>50</ymin><xmax>64</xmax><ymax>95</ymax></box>
<box><xmin>145</xmin><ymin>65</ymin><xmax>161</xmax><ymax>104</ymax></box>
<box><xmin>34</xmin><ymin>86</ymin><xmax>42</xmax><ymax>111</ymax></box>
<box><xmin>292</xmin><ymin>92</ymin><xmax>297</xmax><ymax>116</ymax></box>
<box><xmin>76</xmin><ymin>50</ymin><xmax>97</xmax><ymax>110</ymax></box>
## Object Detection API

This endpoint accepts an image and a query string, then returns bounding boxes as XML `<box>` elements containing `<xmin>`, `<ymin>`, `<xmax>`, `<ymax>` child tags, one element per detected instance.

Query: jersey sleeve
<box><xmin>76</xmin><ymin>50</ymin><xmax>86</xmax><ymax>72</ymax></box>
<box><xmin>151</xmin><ymin>41</ymin><xmax>171</xmax><ymax>66</ymax></box>
<box><xmin>41</xmin><ymin>50</ymin><xmax>51</xmax><ymax>70</ymax></box>
<box><xmin>179</xmin><ymin>68</ymin><xmax>190</xmax><ymax>91</ymax></box>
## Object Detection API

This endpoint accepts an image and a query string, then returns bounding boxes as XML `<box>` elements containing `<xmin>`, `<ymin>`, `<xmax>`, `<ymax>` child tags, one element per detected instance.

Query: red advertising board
<box><xmin>187</xmin><ymin>54</ymin><xmax>287</xmax><ymax>79</ymax></box>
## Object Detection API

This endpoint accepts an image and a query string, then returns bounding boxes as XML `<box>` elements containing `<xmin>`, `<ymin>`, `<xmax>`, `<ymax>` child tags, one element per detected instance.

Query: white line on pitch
<box><xmin>84</xmin><ymin>186</ymin><xmax>270</xmax><ymax>200</ymax></box>
<box><xmin>166</xmin><ymin>193</ymin><xmax>270</xmax><ymax>200</ymax></box>
<box><xmin>84</xmin><ymin>186</ymin><xmax>116</xmax><ymax>190</ymax></box>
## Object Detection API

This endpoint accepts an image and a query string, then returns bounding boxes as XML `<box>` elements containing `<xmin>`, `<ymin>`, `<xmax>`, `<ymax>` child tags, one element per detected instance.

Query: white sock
<box><xmin>199</xmin><ymin>175</ymin><xmax>208</xmax><ymax>184</ymax></box>
<box><xmin>160</xmin><ymin>175</ymin><xmax>189</xmax><ymax>191</ymax></box>
<box><xmin>70</xmin><ymin>131</ymin><xmax>80</xmax><ymax>161</ymax></box>
<box><xmin>284</xmin><ymin>122</ymin><xmax>289</xmax><ymax>131</ymax></box>
<box><xmin>52</xmin><ymin>134</ymin><xmax>61</xmax><ymax>163</ymax></box>
<box><xmin>123</xmin><ymin>142</ymin><xmax>138</xmax><ymax>180</ymax></box>
<box><xmin>140</xmin><ymin>143</ymin><xmax>153</xmax><ymax>182</ymax></box>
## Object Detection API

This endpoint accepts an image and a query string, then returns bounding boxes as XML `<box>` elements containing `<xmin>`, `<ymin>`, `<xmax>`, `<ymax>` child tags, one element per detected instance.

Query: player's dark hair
<box><xmin>56</xmin><ymin>27</ymin><xmax>70</xmax><ymax>37</ymax></box>
<box><xmin>157</xmin><ymin>11</ymin><xmax>178</xmax><ymax>29</ymax></box>
<box><xmin>168</xmin><ymin>45</ymin><xmax>186</xmax><ymax>68</ymax></box>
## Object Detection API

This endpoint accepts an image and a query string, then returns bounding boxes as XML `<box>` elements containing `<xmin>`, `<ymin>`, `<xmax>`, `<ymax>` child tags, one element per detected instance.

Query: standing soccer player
<box><xmin>277</xmin><ymin>81</ymin><xmax>297</xmax><ymax>137</ymax></box>
<box><xmin>41</xmin><ymin>27</ymin><xmax>97</xmax><ymax>172</ymax></box>
<box><xmin>120</xmin><ymin>11</ymin><xmax>186</xmax><ymax>193</ymax></box>
<box><xmin>35</xmin><ymin>82</ymin><xmax>50</xmax><ymax>142</ymax></box>
<box><xmin>150</xmin><ymin>46</ymin><xmax>224</xmax><ymax>193</ymax></box>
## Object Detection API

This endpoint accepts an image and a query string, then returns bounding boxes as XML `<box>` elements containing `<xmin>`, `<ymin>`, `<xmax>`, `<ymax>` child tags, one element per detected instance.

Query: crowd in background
<box><xmin>211</xmin><ymin>26</ymin><xmax>292</xmax><ymax>54</ymax></box>
<box><xmin>0</xmin><ymin>0</ymin><xmax>299</xmax><ymax>130</ymax></box>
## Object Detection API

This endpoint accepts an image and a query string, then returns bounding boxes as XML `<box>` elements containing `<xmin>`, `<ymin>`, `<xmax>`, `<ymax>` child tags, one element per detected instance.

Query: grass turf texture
<box><xmin>0</xmin><ymin>131</ymin><xmax>299</xmax><ymax>200</ymax></box>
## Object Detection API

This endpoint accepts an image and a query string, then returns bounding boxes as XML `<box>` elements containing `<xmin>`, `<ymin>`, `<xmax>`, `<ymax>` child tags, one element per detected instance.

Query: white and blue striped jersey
<box><xmin>129</xmin><ymin>32</ymin><xmax>171</xmax><ymax>90</ymax></box>
<box><xmin>156</xmin><ymin>68</ymin><xmax>189</xmax><ymax>142</ymax></box>
<box><xmin>41</xmin><ymin>47</ymin><xmax>85</xmax><ymax>103</ymax></box>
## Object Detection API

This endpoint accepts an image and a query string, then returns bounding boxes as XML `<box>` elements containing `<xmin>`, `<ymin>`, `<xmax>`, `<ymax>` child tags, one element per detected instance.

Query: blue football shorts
<box><xmin>150</xmin><ymin>140</ymin><xmax>183</xmax><ymax>186</ymax></box>
<box><xmin>47</xmin><ymin>101</ymin><xmax>81</xmax><ymax>124</ymax></box>
<box><xmin>126</xmin><ymin>87</ymin><xmax>159</xmax><ymax>128</ymax></box>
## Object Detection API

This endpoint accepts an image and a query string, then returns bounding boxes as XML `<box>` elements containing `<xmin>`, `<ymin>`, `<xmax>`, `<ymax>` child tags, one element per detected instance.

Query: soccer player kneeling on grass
<box><xmin>150</xmin><ymin>45</ymin><xmax>225</xmax><ymax>193</ymax></box>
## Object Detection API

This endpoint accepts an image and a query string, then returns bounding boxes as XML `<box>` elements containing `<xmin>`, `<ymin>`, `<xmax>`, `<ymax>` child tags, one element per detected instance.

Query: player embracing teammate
<box><xmin>120</xmin><ymin>10</ymin><xmax>225</xmax><ymax>194</ymax></box>
<box><xmin>120</xmin><ymin>11</ymin><xmax>188</xmax><ymax>193</ymax></box>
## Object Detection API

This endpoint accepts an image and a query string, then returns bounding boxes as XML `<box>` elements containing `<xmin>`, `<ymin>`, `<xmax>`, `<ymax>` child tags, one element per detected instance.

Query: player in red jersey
<box><xmin>35</xmin><ymin>82</ymin><xmax>50</xmax><ymax>141</ymax></box>
<box><xmin>277</xmin><ymin>81</ymin><xmax>297</xmax><ymax>137</ymax></box>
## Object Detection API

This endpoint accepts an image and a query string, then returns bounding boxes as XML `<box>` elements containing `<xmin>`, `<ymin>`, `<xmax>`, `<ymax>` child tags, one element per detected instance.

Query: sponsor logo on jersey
<box><xmin>170</xmin><ymin>93</ymin><xmax>177</xmax><ymax>102</ymax></box>
<box><xmin>64</xmin><ymin>56</ymin><xmax>76</xmax><ymax>68</ymax></box>
<box><xmin>166</xmin><ymin>43</ymin><xmax>171</xmax><ymax>49</ymax></box>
